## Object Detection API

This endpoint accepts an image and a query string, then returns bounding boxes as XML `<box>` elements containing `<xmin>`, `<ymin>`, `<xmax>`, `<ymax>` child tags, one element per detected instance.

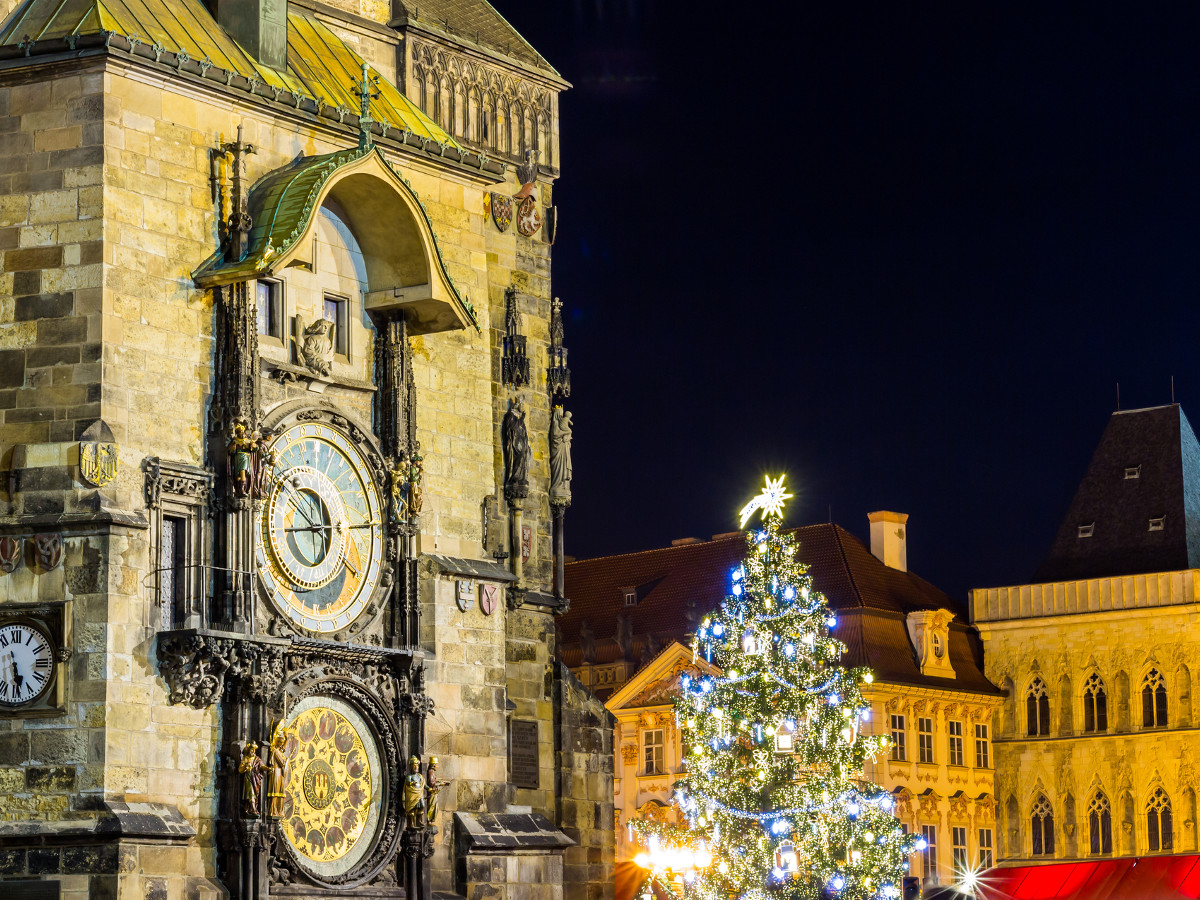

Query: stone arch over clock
<box><xmin>254</xmin><ymin>401</ymin><xmax>394</xmax><ymax>642</ymax></box>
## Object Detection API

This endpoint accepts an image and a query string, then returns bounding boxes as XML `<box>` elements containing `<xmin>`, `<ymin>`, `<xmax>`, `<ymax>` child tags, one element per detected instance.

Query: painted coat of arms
<box><xmin>80</xmin><ymin>440</ymin><xmax>119</xmax><ymax>487</ymax></box>
<box><xmin>480</xmin><ymin>583</ymin><xmax>498</xmax><ymax>616</ymax></box>
<box><xmin>516</xmin><ymin>196</ymin><xmax>541</xmax><ymax>236</ymax></box>
<box><xmin>490</xmin><ymin>192</ymin><xmax>513</xmax><ymax>232</ymax></box>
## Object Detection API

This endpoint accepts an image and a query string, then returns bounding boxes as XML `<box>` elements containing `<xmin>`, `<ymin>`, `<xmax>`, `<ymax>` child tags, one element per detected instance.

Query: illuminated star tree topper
<box><xmin>739</xmin><ymin>474</ymin><xmax>794</xmax><ymax>528</ymax></box>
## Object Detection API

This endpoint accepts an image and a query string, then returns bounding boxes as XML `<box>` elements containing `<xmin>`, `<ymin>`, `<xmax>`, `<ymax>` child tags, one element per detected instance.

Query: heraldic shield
<box><xmin>490</xmin><ymin>192</ymin><xmax>513</xmax><ymax>232</ymax></box>
<box><xmin>80</xmin><ymin>440</ymin><xmax>119</xmax><ymax>487</ymax></box>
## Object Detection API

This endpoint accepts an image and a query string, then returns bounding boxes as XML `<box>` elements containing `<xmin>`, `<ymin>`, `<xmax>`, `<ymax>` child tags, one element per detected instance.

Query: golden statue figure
<box><xmin>425</xmin><ymin>756</ymin><xmax>447</xmax><ymax>826</ymax></box>
<box><xmin>402</xmin><ymin>755</ymin><xmax>426</xmax><ymax>829</ymax></box>
<box><xmin>239</xmin><ymin>741</ymin><xmax>266</xmax><ymax>817</ymax></box>
<box><xmin>266</xmin><ymin>723</ymin><xmax>292</xmax><ymax>819</ymax></box>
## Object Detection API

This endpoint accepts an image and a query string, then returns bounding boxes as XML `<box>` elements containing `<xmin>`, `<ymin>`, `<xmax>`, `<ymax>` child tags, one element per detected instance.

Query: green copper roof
<box><xmin>0</xmin><ymin>0</ymin><xmax>456</xmax><ymax>145</ymax></box>
<box><xmin>193</xmin><ymin>144</ymin><xmax>476</xmax><ymax>328</ymax></box>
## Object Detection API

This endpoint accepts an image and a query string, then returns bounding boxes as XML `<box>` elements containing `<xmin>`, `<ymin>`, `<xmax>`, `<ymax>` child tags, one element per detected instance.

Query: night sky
<box><xmin>493</xmin><ymin>1</ymin><xmax>1200</xmax><ymax>604</ymax></box>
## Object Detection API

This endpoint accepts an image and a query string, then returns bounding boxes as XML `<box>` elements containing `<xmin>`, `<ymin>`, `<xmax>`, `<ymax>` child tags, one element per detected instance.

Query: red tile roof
<box><xmin>560</xmin><ymin>523</ymin><xmax>1000</xmax><ymax>696</ymax></box>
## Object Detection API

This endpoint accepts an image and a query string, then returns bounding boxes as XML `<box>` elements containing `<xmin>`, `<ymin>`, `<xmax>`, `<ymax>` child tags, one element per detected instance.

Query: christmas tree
<box><xmin>633</xmin><ymin>476</ymin><xmax>917</xmax><ymax>900</ymax></box>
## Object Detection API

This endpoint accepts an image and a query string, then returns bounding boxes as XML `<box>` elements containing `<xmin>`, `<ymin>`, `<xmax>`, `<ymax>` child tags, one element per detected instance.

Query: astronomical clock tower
<box><xmin>0</xmin><ymin>1</ymin><xmax>612</xmax><ymax>899</ymax></box>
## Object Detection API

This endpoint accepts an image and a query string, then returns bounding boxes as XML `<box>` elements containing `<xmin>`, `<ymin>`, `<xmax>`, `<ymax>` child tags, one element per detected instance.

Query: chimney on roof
<box><xmin>212</xmin><ymin>0</ymin><xmax>288</xmax><ymax>70</ymax></box>
<box><xmin>868</xmin><ymin>511</ymin><xmax>908</xmax><ymax>572</ymax></box>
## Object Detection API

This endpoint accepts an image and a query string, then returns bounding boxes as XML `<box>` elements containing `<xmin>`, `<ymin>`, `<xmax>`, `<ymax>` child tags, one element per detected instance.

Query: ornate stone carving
<box><xmin>158</xmin><ymin>633</ymin><xmax>236</xmax><ymax>708</ymax></box>
<box><xmin>295</xmin><ymin>316</ymin><xmax>334</xmax><ymax>377</ymax></box>
<box><xmin>621</xmin><ymin>743</ymin><xmax>637</xmax><ymax>765</ymax></box>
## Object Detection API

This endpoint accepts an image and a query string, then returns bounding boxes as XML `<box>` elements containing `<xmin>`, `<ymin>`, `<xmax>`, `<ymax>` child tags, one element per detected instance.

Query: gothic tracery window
<box><xmin>1031</xmin><ymin>795</ymin><xmax>1055</xmax><ymax>856</ymax></box>
<box><xmin>1147</xmin><ymin>788</ymin><xmax>1173</xmax><ymax>852</ymax></box>
<box><xmin>1083</xmin><ymin>673</ymin><xmax>1108</xmax><ymax>733</ymax></box>
<box><xmin>1027</xmin><ymin>677</ymin><xmax>1050</xmax><ymax>736</ymax></box>
<box><xmin>1142</xmin><ymin>668</ymin><xmax>1168</xmax><ymax>728</ymax></box>
<box><xmin>1088</xmin><ymin>791</ymin><xmax>1112</xmax><ymax>854</ymax></box>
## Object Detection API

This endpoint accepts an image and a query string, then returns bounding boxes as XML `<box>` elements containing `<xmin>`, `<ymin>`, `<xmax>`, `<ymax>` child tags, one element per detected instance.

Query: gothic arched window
<box><xmin>1088</xmin><ymin>791</ymin><xmax>1112</xmax><ymax>854</ymax></box>
<box><xmin>1031</xmin><ymin>794</ymin><xmax>1055</xmax><ymax>856</ymax></box>
<box><xmin>1027</xmin><ymin>677</ymin><xmax>1050</xmax><ymax>736</ymax></box>
<box><xmin>1083</xmin><ymin>673</ymin><xmax>1108</xmax><ymax>733</ymax></box>
<box><xmin>1147</xmin><ymin>788</ymin><xmax>1173</xmax><ymax>852</ymax></box>
<box><xmin>1142</xmin><ymin>669</ymin><xmax>1168</xmax><ymax>728</ymax></box>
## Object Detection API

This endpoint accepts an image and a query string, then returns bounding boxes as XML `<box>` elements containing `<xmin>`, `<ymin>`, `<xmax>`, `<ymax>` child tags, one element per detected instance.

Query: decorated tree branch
<box><xmin>633</xmin><ymin>476</ymin><xmax>917</xmax><ymax>900</ymax></box>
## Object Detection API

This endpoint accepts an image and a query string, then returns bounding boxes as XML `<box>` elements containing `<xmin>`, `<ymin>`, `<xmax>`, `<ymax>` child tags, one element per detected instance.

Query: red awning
<box><xmin>975</xmin><ymin>855</ymin><xmax>1200</xmax><ymax>900</ymax></box>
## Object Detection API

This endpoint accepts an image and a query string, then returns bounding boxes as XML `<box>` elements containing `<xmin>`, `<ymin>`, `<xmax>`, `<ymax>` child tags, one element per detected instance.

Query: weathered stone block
<box><xmin>4</xmin><ymin>246</ymin><xmax>61</xmax><ymax>270</ymax></box>
<box><xmin>15</xmin><ymin>292</ymin><xmax>74</xmax><ymax>321</ymax></box>
<box><xmin>26</xmin><ymin>764</ymin><xmax>76</xmax><ymax>791</ymax></box>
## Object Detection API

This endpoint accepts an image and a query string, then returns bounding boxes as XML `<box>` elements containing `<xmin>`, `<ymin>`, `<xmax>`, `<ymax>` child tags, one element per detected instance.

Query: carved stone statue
<box><xmin>266</xmin><ymin>723</ymin><xmax>292</xmax><ymax>818</ymax></box>
<box><xmin>549</xmin><ymin>407</ymin><xmax>573</xmax><ymax>504</ymax></box>
<box><xmin>615</xmin><ymin>613</ymin><xmax>633</xmax><ymax>660</ymax></box>
<box><xmin>239</xmin><ymin>742</ymin><xmax>266</xmax><ymax>817</ymax></box>
<box><xmin>295</xmin><ymin>316</ymin><xmax>334</xmax><ymax>377</ymax></box>
<box><xmin>402</xmin><ymin>755</ymin><xmax>426</xmax><ymax>829</ymax></box>
<box><xmin>579</xmin><ymin>619</ymin><xmax>595</xmax><ymax>664</ymax></box>
<box><xmin>502</xmin><ymin>397</ymin><xmax>530</xmax><ymax>501</ymax></box>
<box><xmin>425</xmin><ymin>756</ymin><xmax>447</xmax><ymax>826</ymax></box>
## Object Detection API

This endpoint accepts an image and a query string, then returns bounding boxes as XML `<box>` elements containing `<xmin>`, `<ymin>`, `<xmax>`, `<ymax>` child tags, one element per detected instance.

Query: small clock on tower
<box><xmin>0</xmin><ymin>603</ymin><xmax>70</xmax><ymax>716</ymax></box>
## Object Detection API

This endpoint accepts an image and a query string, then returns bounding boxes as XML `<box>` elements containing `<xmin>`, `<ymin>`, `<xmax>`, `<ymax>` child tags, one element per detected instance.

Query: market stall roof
<box><xmin>975</xmin><ymin>855</ymin><xmax>1200</xmax><ymax>900</ymax></box>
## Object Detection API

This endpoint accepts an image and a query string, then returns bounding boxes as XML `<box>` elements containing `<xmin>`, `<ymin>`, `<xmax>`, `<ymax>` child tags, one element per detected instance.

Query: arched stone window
<box><xmin>1147</xmin><ymin>787</ymin><xmax>1173</xmax><ymax>852</ymax></box>
<box><xmin>1088</xmin><ymin>791</ymin><xmax>1112</xmax><ymax>854</ymax></box>
<box><xmin>1031</xmin><ymin>795</ymin><xmax>1055</xmax><ymax>856</ymax></box>
<box><xmin>1027</xmin><ymin>677</ymin><xmax>1050</xmax><ymax>736</ymax></box>
<box><xmin>1142</xmin><ymin>668</ymin><xmax>1168</xmax><ymax>728</ymax></box>
<box><xmin>1083</xmin><ymin>673</ymin><xmax>1108</xmax><ymax>733</ymax></box>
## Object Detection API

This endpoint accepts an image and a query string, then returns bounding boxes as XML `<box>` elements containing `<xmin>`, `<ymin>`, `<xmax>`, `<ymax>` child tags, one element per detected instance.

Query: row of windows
<box><xmin>255</xmin><ymin>279</ymin><xmax>350</xmax><ymax>357</ymax></box>
<box><xmin>1028</xmin><ymin>788</ymin><xmax>1173</xmax><ymax>857</ymax></box>
<box><xmin>889</xmin><ymin>715</ymin><xmax>990</xmax><ymax>767</ymax></box>
<box><xmin>916</xmin><ymin>825</ymin><xmax>993</xmax><ymax>885</ymax></box>
<box><xmin>1026</xmin><ymin>669</ymin><xmax>1170</xmax><ymax>737</ymax></box>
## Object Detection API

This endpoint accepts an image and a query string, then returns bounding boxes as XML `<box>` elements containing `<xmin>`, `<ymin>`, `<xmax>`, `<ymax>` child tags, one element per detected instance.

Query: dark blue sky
<box><xmin>495</xmin><ymin>1</ymin><xmax>1200</xmax><ymax>604</ymax></box>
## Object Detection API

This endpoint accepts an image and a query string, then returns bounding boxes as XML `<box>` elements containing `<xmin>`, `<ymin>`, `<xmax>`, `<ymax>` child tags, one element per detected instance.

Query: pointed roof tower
<box><xmin>1035</xmin><ymin>404</ymin><xmax>1200</xmax><ymax>582</ymax></box>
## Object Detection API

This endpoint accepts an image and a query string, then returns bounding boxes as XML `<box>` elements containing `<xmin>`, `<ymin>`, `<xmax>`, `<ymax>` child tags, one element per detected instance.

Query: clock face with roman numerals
<box><xmin>0</xmin><ymin>622</ymin><xmax>55</xmax><ymax>706</ymax></box>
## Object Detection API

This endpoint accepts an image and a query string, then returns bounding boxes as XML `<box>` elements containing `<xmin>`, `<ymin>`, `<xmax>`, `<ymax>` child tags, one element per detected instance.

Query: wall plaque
<box><xmin>509</xmin><ymin>719</ymin><xmax>539</xmax><ymax>789</ymax></box>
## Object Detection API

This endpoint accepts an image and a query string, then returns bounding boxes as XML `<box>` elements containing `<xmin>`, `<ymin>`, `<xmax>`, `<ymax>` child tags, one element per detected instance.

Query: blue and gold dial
<box><xmin>256</xmin><ymin>421</ymin><xmax>383</xmax><ymax>634</ymax></box>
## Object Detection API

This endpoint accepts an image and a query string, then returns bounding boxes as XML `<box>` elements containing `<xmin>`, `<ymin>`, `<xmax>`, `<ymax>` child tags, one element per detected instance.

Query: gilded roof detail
<box><xmin>0</xmin><ymin>0</ymin><xmax>457</xmax><ymax>145</ymax></box>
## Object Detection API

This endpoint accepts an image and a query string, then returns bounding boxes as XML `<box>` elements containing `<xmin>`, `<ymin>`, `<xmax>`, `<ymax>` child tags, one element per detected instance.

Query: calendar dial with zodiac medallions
<box><xmin>277</xmin><ymin>695</ymin><xmax>384</xmax><ymax>880</ymax></box>
<box><xmin>255</xmin><ymin>419</ymin><xmax>384</xmax><ymax>634</ymax></box>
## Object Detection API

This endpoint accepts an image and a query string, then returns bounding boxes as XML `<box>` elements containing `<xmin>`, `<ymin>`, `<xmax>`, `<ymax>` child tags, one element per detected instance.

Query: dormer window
<box><xmin>1078</xmin><ymin>523</ymin><xmax>1095</xmax><ymax>538</ymax></box>
<box><xmin>1149</xmin><ymin>516</ymin><xmax>1165</xmax><ymax>532</ymax></box>
<box><xmin>623</xmin><ymin>589</ymin><xmax>637</xmax><ymax>607</ymax></box>
<box><xmin>1125</xmin><ymin>466</ymin><xmax>1141</xmax><ymax>480</ymax></box>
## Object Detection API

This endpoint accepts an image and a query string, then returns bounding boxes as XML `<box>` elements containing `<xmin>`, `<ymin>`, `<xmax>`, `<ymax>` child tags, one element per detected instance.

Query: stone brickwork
<box><xmin>973</xmin><ymin>572</ymin><xmax>1200</xmax><ymax>862</ymax></box>
<box><xmin>0</xmin><ymin>1</ymin><xmax>597</xmax><ymax>895</ymax></box>
<box><xmin>555</xmin><ymin>664</ymin><xmax>615</xmax><ymax>900</ymax></box>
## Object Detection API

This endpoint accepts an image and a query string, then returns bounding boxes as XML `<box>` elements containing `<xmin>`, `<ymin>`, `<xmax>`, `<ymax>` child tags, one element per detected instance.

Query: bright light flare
<box><xmin>739</xmin><ymin>474</ymin><xmax>794</xmax><ymax>527</ymax></box>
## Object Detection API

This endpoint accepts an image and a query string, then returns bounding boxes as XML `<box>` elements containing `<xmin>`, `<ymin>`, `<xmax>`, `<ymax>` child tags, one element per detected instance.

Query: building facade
<box><xmin>0</xmin><ymin>1</ymin><xmax>611</xmax><ymax>899</ymax></box>
<box><xmin>973</xmin><ymin>404</ymin><xmax>1200</xmax><ymax>866</ymax></box>
<box><xmin>561</xmin><ymin>514</ymin><xmax>1004</xmax><ymax>893</ymax></box>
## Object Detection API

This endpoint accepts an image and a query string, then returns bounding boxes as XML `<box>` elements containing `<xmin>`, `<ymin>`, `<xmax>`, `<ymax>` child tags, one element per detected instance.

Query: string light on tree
<box><xmin>632</xmin><ymin>475</ymin><xmax>916</xmax><ymax>900</ymax></box>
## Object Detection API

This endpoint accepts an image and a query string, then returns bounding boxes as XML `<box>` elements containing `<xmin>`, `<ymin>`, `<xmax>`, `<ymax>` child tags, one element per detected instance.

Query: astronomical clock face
<box><xmin>256</xmin><ymin>420</ymin><xmax>384</xmax><ymax>634</ymax></box>
<box><xmin>278</xmin><ymin>696</ymin><xmax>384</xmax><ymax>878</ymax></box>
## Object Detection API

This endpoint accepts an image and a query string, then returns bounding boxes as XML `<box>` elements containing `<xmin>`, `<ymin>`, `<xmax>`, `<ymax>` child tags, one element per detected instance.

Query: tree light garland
<box><xmin>631</xmin><ymin>479</ymin><xmax>917</xmax><ymax>900</ymax></box>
